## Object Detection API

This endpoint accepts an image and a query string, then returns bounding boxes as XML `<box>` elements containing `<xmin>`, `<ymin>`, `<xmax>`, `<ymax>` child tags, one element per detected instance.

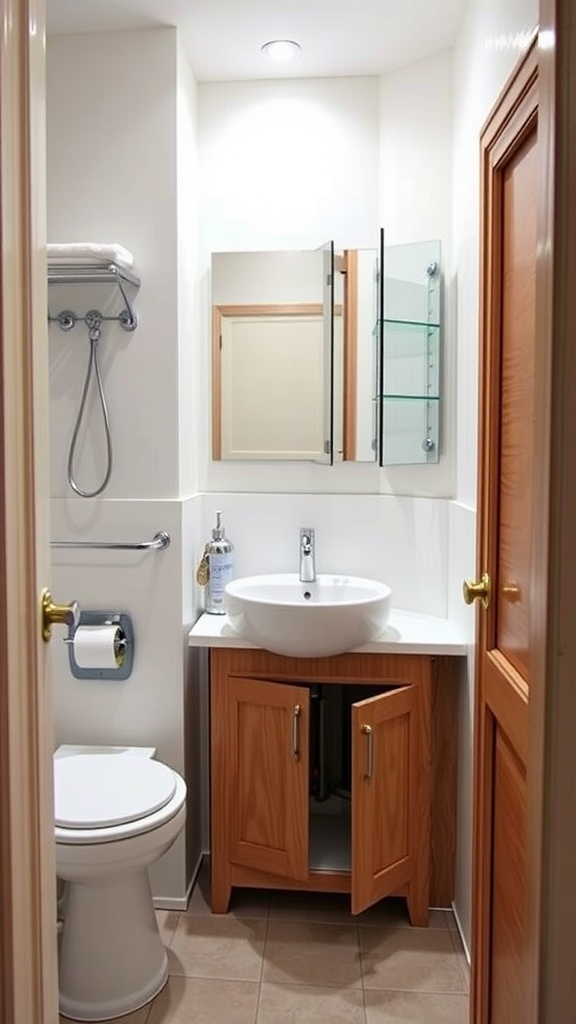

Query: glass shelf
<box><xmin>379</xmin><ymin>394</ymin><xmax>440</xmax><ymax>402</ymax></box>
<box><xmin>382</xmin><ymin>323</ymin><xmax>440</xmax><ymax>400</ymax></box>
<box><xmin>381</xmin><ymin>396</ymin><xmax>439</xmax><ymax>465</ymax></box>
<box><xmin>384</xmin><ymin>318</ymin><xmax>440</xmax><ymax>330</ymax></box>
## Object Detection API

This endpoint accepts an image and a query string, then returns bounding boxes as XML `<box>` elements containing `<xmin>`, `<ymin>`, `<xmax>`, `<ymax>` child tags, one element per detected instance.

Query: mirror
<box><xmin>211</xmin><ymin>236</ymin><xmax>441</xmax><ymax>466</ymax></box>
<box><xmin>211</xmin><ymin>246</ymin><xmax>379</xmax><ymax>463</ymax></box>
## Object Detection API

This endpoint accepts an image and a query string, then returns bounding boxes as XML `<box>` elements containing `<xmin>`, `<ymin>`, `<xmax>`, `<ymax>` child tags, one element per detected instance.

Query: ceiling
<box><xmin>46</xmin><ymin>0</ymin><xmax>469</xmax><ymax>82</ymax></box>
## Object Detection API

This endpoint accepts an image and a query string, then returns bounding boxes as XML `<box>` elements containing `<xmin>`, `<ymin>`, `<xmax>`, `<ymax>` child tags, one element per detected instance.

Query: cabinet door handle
<box><xmin>292</xmin><ymin>704</ymin><xmax>301</xmax><ymax>761</ymax></box>
<box><xmin>361</xmin><ymin>724</ymin><xmax>373</xmax><ymax>780</ymax></box>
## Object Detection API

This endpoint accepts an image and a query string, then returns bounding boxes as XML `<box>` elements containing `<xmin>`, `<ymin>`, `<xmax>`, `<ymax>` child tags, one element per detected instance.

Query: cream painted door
<box><xmin>469</xmin><ymin>42</ymin><xmax>538</xmax><ymax>1024</ymax></box>
<box><xmin>0</xmin><ymin>0</ymin><xmax>59</xmax><ymax>1020</ymax></box>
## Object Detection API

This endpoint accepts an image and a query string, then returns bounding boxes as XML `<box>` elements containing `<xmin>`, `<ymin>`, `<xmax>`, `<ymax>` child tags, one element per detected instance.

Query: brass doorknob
<box><xmin>462</xmin><ymin>572</ymin><xmax>491</xmax><ymax>610</ymax></box>
<box><xmin>41</xmin><ymin>588</ymin><xmax>81</xmax><ymax>642</ymax></box>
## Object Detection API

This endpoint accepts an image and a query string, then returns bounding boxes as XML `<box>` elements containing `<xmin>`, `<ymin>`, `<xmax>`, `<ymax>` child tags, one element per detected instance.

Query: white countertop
<box><xmin>188</xmin><ymin>608</ymin><xmax>468</xmax><ymax>657</ymax></box>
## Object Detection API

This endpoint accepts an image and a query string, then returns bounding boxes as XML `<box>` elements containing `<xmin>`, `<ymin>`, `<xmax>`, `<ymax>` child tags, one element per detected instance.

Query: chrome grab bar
<box><xmin>51</xmin><ymin>530</ymin><xmax>170</xmax><ymax>551</ymax></box>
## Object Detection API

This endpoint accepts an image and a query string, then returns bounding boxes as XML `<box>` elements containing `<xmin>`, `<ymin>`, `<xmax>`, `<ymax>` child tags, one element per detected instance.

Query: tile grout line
<box><xmin>356</xmin><ymin>920</ymin><xmax>370</xmax><ymax>1024</ymax></box>
<box><xmin>254</xmin><ymin>900</ymin><xmax>271</xmax><ymax>1024</ymax></box>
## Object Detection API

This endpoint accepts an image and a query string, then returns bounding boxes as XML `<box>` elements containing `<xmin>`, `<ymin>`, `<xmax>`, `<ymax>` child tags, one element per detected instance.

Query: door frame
<box><xmin>525</xmin><ymin>5</ymin><xmax>576</xmax><ymax>1022</ymax></box>
<box><xmin>0</xmin><ymin>0</ymin><xmax>58</xmax><ymax>1020</ymax></box>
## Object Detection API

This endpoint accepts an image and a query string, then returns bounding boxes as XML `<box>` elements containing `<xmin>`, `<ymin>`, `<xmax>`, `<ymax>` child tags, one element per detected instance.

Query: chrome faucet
<box><xmin>299</xmin><ymin>528</ymin><xmax>316</xmax><ymax>583</ymax></box>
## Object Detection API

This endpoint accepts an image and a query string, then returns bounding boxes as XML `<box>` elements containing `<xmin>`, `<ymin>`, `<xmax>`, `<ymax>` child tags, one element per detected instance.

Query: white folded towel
<box><xmin>47</xmin><ymin>243</ymin><xmax>135</xmax><ymax>269</ymax></box>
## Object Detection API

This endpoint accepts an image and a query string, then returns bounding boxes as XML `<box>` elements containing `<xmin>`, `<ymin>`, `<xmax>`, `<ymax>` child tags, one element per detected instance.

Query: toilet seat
<box><xmin>54</xmin><ymin>754</ymin><xmax>184</xmax><ymax>844</ymax></box>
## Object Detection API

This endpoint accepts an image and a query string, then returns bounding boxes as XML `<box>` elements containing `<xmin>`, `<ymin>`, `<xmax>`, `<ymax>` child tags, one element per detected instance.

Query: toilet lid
<box><xmin>54</xmin><ymin>754</ymin><xmax>177</xmax><ymax>829</ymax></box>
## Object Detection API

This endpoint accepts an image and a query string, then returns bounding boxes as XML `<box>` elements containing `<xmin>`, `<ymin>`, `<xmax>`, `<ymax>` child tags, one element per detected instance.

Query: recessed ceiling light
<box><xmin>260</xmin><ymin>39</ymin><xmax>302</xmax><ymax>63</ymax></box>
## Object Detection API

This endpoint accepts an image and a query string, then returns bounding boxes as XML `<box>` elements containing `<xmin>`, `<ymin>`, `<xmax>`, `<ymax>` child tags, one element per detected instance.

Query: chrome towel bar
<box><xmin>51</xmin><ymin>531</ymin><xmax>170</xmax><ymax>551</ymax></box>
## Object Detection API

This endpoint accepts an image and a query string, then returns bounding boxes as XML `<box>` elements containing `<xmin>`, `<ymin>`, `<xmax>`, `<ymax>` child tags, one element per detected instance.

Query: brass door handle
<box><xmin>41</xmin><ymin>588</ymin><xmax>81</xmax><ymax>642</ymax></box>
<box><xmin>462</xmin><ymin>572</ymin><xmax>491</xmax><ymax>610</ymax></box>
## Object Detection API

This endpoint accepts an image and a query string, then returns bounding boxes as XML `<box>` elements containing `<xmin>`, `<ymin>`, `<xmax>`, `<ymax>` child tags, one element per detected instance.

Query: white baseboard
<box><xmin>152</xmin><ymin>852</ymin><xmax>204</xmax><ymax>912</ymax></box>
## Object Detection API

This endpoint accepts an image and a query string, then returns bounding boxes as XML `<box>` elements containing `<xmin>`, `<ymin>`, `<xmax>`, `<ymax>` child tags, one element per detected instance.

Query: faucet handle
<box><xmin>300</xmin><ymin>527</ymin><xmax>314</xmax><ymax>547</ymax></box>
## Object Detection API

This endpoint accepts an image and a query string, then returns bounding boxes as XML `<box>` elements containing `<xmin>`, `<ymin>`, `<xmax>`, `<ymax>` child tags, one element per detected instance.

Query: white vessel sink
<box><xmin>224</xmin><ymin>573</ymin><xmax>392</xmax><ymax>658</ymax></box>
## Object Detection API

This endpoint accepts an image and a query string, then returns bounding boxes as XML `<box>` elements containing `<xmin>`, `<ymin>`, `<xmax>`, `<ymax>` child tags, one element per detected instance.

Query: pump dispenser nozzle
<box><xmin>212</xmin><ymin>511</ymin><xmax>225</xmax><ymax>541</ymax></box>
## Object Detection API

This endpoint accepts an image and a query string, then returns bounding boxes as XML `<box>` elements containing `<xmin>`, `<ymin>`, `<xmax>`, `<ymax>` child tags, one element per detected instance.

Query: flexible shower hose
<box><xmin>67</xmin><ymin>317</ymin><xmax>113</xmax><ymax>497</ymax></box>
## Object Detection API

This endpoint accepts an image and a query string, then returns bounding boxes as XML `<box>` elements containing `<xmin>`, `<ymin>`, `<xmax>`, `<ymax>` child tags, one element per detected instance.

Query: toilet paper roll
<box><xmin>73</xmin><ymin>625</ymin><xmax>125</xmax><ymax>670</ymax></box>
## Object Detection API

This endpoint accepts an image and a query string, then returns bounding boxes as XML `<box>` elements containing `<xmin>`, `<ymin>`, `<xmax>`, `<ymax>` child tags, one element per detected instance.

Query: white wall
<box><xmin>378</xmin><ymin>51</ymin><xmax>455</xmax><ymax>497</ymax></box>
<box><xmin>46</xmin><ymin>29</ymin><xmax>203</xmax><ymax>906</ymax></box>
<box><xmin>199</xmin><ymin>76</ymin><xmax>380</xmax><ymax>254</ymax></box>
<box><xmin>450</xmin><ymin>0</ymin><xmax>538</xmax><ymax>951</ymax></box>
<box><xmin>177</xmin><ymin>36</ymin><xmax>201</xmax><ymax>497</ymax></box>
<box><xmin>47</xmin><ymin>29</ymin><xmax>181</xmax><ymax>500</ymax></box>
<box><xmin>200</xmin><ymin>493</ymin><xmax>449</xmax><ymax>616</ymax></box>
<box><xmin>453</xmin><ymin>0</ymin><xmax>538</xmax><ymax>511</ymax></box>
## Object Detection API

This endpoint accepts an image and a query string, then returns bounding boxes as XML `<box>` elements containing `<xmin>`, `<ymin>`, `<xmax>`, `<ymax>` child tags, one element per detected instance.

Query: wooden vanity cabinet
<box><xmin>209</xmin><ymin>648</ymin><xmax>456</xmax><ymax>927</ymax></box>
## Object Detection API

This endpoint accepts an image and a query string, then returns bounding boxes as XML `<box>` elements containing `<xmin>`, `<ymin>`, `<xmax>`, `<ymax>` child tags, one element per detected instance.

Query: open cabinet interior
<box><xmin>308</xmin><ymin>682</ymin><xmax>399</xmax><ymax>872</ymax></box>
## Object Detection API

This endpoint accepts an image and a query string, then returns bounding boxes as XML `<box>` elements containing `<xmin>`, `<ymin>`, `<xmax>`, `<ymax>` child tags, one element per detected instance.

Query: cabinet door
<box><xmin>227</xmin><ymin>677</ymin><xmax>310</xmax><ymax>880</ymax></box>
<box><xmin>351</xmin><ymin>684</ymin><xmax>420</xmax><ymax>914</ymax></box>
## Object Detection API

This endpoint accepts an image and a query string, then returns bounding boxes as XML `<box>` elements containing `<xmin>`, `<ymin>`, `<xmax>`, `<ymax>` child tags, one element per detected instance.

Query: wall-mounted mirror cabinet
<box><xmin>211</xmin><ymin>234</ymin><xmax>441</xmax><ymax>467</ymax></box>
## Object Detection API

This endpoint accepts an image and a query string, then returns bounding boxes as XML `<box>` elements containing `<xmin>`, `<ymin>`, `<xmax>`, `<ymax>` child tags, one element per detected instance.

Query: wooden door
<box><xmin>225</xmin><ymin>677</ymin><xmax>310</xmax><ymax>880</ymax></box>
<box><xmin>351</xmin><ymin>684</ymin><xmax>428</xmax><ymax>925</ymax></box>
<box><xmin>0</xmin><ymin>0</ymin><xmax>59</xmax><ymax>1020</ymax></box>
<box><xmin>470</xmin><ymin>42</ymin><xmax>538</xmax><ymax>1024</ymax></box>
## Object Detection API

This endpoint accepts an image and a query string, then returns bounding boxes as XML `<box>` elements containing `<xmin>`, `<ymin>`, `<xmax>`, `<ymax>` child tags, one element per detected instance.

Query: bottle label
<box><xmin>208</xmin><ymin>552</ymin><xmax>235</xmax><ymax>607</ymax></box>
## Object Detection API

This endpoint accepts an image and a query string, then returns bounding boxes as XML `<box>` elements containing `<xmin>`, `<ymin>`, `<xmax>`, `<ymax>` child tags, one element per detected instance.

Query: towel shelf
<box><xmin>47</xmin><ymin>262</ymin><xmax>140</xmax><ymax>288</ymax></box>
<box><xmin>48</xmin><ymin>261</ymin><xmax>140</xmax><ymax>332</ymax></box>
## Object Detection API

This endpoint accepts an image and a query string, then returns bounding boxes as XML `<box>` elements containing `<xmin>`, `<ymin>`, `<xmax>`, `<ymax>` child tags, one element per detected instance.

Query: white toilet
<box><xmin>54</xmin><ymin>745</ymin><xmax>186</xmax><ymax>1022</ymax></box>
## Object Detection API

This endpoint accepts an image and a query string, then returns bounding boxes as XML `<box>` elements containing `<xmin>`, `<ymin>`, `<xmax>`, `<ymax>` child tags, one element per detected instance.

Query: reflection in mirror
<box><xmin>380</xmin><ymin>238</ymin><xmax>441</xmax><ymax>466</ymax></box>
<box><xmin>211</xmin><ymin>247</ymin><xmax>379</xmax><ymax>464</ymax></box>
<box><xmin>211</xmin><ymin>250</ymin><xmax>332</xmax><ymax>462</ymax></box>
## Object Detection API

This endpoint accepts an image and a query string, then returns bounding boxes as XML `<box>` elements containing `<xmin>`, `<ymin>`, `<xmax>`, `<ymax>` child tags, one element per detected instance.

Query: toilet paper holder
<box><xmin>65</xmin><ymin>611</ymin><xmax>134</xmax><ymax>681</ymax></box>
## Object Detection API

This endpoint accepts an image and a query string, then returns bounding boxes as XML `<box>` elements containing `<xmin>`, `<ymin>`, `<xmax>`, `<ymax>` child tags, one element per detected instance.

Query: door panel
<box><xmin>351</xmin><ymin>685</ymin><xmax>424</xmax><ymax>918</ymax></box>
<box><xmin>472</xmin><ymin>41</ymin><xmax>538</xmax><ymax>1024</ymax></box>
<box><xmin>227</xmin><ymin>678</ymin><xmax>310</xmax><ymax>879</ymax></box>
<box><xmin>490</xmin><ymin>728</ymin><xmax>527</xmax><ymax>1023</ymax></box>
<box><xmin>496</xmin><ymin>131</ymin><xmax>537</xmax><ymax>681</ymax></box>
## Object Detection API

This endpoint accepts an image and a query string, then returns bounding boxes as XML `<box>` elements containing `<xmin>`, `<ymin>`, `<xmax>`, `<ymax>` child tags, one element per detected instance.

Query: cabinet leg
<box><xmin>406</xmin><ymin>884</ymin><xmax>429</xmax><ymax>928</ymax></box>
<box><xmin>210</xmin><ymin>863</ymin><xmax>232</xmax><ymax>914</ymax></box>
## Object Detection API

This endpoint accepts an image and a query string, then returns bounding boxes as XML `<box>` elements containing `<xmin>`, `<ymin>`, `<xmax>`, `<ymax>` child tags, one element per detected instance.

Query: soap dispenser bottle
<box><xmin>204</xmin><ymin>511</ymin><xmax>235</xmax><ymax>615</ymax></box>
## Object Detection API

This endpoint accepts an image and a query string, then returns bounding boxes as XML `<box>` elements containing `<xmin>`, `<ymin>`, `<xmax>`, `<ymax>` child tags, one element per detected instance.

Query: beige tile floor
<box><xmin>60</xmin><ymin>861</ymin><xmax>470</xmax><ymax>1024</ymax></box>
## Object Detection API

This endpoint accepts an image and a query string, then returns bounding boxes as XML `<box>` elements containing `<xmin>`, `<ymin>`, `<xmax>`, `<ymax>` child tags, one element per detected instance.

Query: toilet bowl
<box><xmin>54</xmin><ymin>745</ymin><xmax>186</xmax><ymax>1022</ymax></box>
